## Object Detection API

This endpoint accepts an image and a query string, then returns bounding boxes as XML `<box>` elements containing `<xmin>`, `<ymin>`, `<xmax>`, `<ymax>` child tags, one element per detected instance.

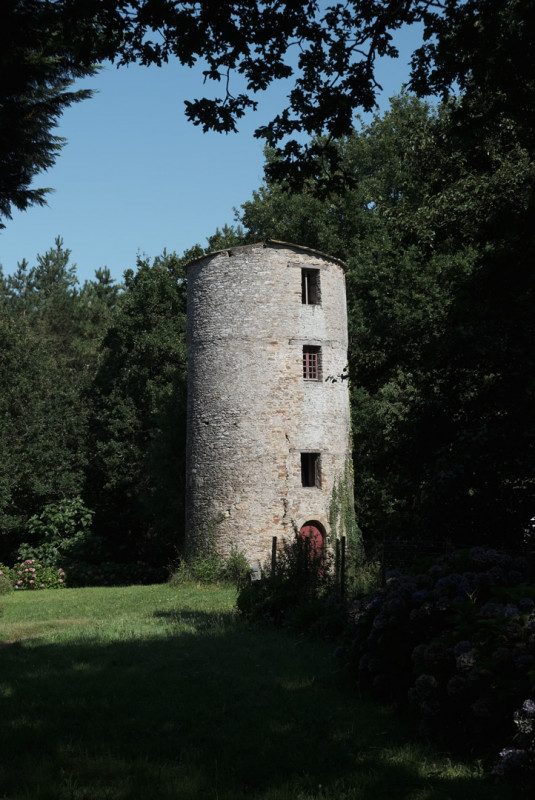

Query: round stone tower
<box><xmin>185</xmin><ymin>240</ymin><xmax>352</xmax><ymax>570</ymax></box>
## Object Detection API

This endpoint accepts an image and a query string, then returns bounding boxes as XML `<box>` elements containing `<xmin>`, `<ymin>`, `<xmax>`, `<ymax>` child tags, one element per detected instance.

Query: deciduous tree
<box><xmin>235</xmin><ymin>90</ymin><xmax>535</xmax><ymax>549</ymax></box>
<box><xmin>2</xmin><ymin>1</ymin><xmax>534</xmax><ymax>222</ymax></box>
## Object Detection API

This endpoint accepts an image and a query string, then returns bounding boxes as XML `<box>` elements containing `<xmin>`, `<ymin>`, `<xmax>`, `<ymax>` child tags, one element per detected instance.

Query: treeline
<box><xmin>230</xmin><ymin>92</ymin><xmax>535</xmax><ymax>553</ymax></box>
<box><xmin>1</xmin><ymin>92</ymin><xmax>534</xmax><ymax>566</ymax></box>
<box><xmin>0</xmin><ymin>241</ymin><xmax>198</xmax><ymax>565</ymax></box>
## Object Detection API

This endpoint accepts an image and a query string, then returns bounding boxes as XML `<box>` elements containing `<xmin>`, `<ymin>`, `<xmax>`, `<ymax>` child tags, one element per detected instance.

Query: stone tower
<box><xmin>185</xmin><ymin>240</ymin><xmax>352</xmax><ymax>570</ymax></box>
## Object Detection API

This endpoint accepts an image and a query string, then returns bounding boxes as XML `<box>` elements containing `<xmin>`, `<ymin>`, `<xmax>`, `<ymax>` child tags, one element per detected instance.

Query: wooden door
<box><xmin>299</xmin><ymin>522</ymin><xmax>324</xmax><ymax>568</ymax></box>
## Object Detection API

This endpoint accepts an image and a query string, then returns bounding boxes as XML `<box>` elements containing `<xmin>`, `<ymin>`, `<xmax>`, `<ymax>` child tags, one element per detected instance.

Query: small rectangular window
<box><xmin>303</xmin><ymin>346</ymin><xmax>321</xmax><ymax>380</ymax></box>
<box><xmin>301</xmin><ymin>269</ymin><xmax>320</xmax><ymax>305</ymax></box>
<box><xmin>301</xmin><ymin>452</ymin><xmax>321</xmax><ymax>487</ymax></box>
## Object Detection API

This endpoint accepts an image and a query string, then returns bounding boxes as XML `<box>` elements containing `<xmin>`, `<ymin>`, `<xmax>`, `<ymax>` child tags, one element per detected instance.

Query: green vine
<box><xmin>188</xmin><ymin>511</ymin><xmax>226</xmax><ymax>561</ymax></box>
<box><xmin>329</xmin><ymin>459</ymin><xmax>362</xmax><ymax>563</ymax></box>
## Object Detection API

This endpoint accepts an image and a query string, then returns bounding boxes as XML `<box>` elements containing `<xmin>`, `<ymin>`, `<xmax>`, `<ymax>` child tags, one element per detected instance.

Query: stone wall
<box><xmin>185</xmin><ymin>240</ymin><xmax>351</xmax><ymax>571</ymax></box>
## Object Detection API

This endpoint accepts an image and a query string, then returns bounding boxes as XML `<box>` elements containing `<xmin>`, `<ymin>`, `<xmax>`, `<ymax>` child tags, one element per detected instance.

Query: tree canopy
<box><xmin>2</xmin><ymin>0</ymin><xmax>534</xmax><ymax>225</ymax></box>
<box><xmin>0</xmin><ymin>0</ymin><xmax>97</xmax><ymax>226</ymax></box>
<box><xmin>232</xmin><ymin>88</ymin><xmax>535</xmax><ymax>549</ymax></box>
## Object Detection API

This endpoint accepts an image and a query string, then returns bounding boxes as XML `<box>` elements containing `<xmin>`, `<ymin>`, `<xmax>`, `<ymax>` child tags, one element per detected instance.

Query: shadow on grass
<box><xmin>0</xmin><ymin>610</ymin><xmax>518</xmax><ymax>800</ymax></box>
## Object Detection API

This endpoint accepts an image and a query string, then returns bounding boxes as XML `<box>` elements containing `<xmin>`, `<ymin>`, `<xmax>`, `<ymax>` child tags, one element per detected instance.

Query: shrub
<box><xmin>16</xmin><ymin>497</ymin><xmax>103</xmax><ymax>567</ymax></box>
<box><xmin>349</xmin><ymin>559</ymin><xmax>383</xmax><ymax>598</ymax></box>
<box><xmin>493</xmin><ymin>699</ymin><xmax>535</xmax><ymax>778</ymax></box>
<box><xmin>220</xmin><ymin>548</ymin><xmax>251</xmax><ymax>588</ymax></box>
<box><xmin>12</xmin><ymin>559</ymin><xmax>67</xmax><ymax>590</ymax></box>
<box><xmin>191</xmin><ymin>552</ymin><xmax>226</xmax><ymax>584</ymax></box>
<box><xmin>169</xmin><ymin>548</ymin><xmax>251</xmax><ymax>588</ymax></box>
<box><xmin>351</xmin><ymin>547</ymin><xmax>535</xmax><ymax>764</ymax></box>
<box><xmin>237</xmin><ymin>535</ymin><xmax>347</xmax><ymax>638</ymax></box>
<box><xmin>169</xmin><ymin>553</ymin><xmax>224</xmax><ymax>585</ymax></box>
<box><xmin>0</xmin><ymin>563</ymin><xmax>14</xmax><ymax>594</ymax></box>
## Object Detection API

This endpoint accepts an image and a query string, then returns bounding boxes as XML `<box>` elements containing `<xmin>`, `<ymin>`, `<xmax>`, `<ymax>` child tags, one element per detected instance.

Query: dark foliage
<box><xmin>86</xmin><ymin>252</ymin><xmax>187</xmax><ymax>563</ymax></box>
<box><xmin>3</xmin><ymin>1</ymin><xmax>534</xmax><ymax>218</ymax></box>
<box><xmin>65</xmin><ymin>560</ymin><xmax>167</xmax><ymax>588</ymax></box>
<box><xmin>237</xmin><ymin>536</ymin><xmax>348</xmax><ymax>640</ymax></box>
<box><xmin>351</xmin><ymin>548</ymin><xmax>535</xmax><ymax>765</ymax></box>
<box><xmin>235</xmin><ymin>87</ymin><xmax>535</xmax><ymax>552</ymax></box>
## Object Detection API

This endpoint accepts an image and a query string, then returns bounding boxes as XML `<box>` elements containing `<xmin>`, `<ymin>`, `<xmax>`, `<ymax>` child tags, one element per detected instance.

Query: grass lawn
<box><xmin>0</xmin><ymin>584</ymin><xmax>518</xmax><ymax>800</ymax></box>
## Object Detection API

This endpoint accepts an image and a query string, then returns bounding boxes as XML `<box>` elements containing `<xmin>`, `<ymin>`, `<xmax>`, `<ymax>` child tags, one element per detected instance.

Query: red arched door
<box><xmin>299</xmin><ymin>522</ymin><xmax>324</xmax><ymax>569</ymax></box>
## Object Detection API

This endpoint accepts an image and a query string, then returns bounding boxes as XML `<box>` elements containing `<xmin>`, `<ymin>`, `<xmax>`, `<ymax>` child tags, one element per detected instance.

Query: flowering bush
<box><xmin>493</xmin><ymin>699</ymin><xmax>535</xmax><ymax>777</ymax></box>
<box><xmin>351</xmin><ymin>547</ymin><xmax>535</xmax><ymax>764</ymax></box>
<box><xmin>13</xmin><ymin>559</ymin><xmax>67</xmax><ymax>590</ymax></box>
<box><xmin>5</xmin><ymin>559</ymin><xmax>166</xmax><ymax>590</ymax></box>
<box><xmin>9</xmin><ymin>558</ymin><xmax>167</xmax><ymax>590</ymax></box>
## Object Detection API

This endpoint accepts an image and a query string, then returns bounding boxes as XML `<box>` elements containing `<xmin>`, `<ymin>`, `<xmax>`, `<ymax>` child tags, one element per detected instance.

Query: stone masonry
<box><xmin>185</xmin><ymin>240</ymin><xmax>351</xmax><ymax>571</ymax></box>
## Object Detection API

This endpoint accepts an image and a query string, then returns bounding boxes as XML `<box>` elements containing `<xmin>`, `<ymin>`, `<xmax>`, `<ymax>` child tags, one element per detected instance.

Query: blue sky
<box><xmin>0</xmin><ymin>24</ymin><xmax>423</xmax><ymax>286</ymax></box>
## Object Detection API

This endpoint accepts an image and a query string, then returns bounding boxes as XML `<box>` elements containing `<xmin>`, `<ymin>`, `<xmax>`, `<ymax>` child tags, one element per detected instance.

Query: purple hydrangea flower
<box><xmin>492</xmin><ymin>747</ymin><xmax>529</xmax><ymax>775</ymax></box>
<box><xmin>479</xmin><ymin>602</ymin><xmax>504</xmax><ymax>619</ymax></box>
<box><xmin>411</xmin><ymin>589</ymin><xmax>429</xmax><ymax>604</ymax></box>
<box><xmin>409</xmin><ymin>605</ymin><xmax>433</xmax><ymax>623</ymax></box>
<box><xmin>514</xmin><ymin>654</ymin><xmax>534</xmax><ymax>672</ymax></box>
<box><xmin>522</xmin><ymin>699</ymin><xmax>535</xmax><ymax>717</ymax></box>
<box><xmin>456</xmin><ymin>651</ymin><xmax>476</xmax><ymax>672</ymax></box>
<box><xmin>454</xmin><ymin>640</ymin><xmax>472</xmax><ymax>656</ymax></box>
<box><xmin>447</xmin><ymin>675</ymin><xmax>466</xmax><ymax>697</ymax></box>
<box><xmin>366</xmin><ymin>596</ymin><xmax>383</xmax><ymax>612</ymax></box>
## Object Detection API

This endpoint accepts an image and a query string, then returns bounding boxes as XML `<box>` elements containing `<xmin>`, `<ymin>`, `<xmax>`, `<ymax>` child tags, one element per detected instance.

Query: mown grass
<box><xmin>0</xmin><ymin>585</ymin><xmax>519</xmax><ymax>800</ymax></box>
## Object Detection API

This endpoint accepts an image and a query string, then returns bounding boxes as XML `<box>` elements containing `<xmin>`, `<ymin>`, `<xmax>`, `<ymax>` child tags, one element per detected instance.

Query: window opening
<box><xmin>301</xmin><ymin>269</ymin><xmax>320</xmax><ymax>305</ymax></box>
<box><xmin>301</xmin><ymin>452</ymin><xmax>321</xmax><ymax>488</ymax></box>
<box><xmin>303</xmin><ymin>346</ymin><xmax>321</xmax><ymax>380</ymax></box>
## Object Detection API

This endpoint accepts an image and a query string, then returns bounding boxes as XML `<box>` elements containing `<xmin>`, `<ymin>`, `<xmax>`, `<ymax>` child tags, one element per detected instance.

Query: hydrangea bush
<box><xmin>351</xmin><ymin>547</ymin><xmax>535</xmax><ymax>768</ymax></box>
<box><xmin>493</xmin><ymin>699</ymin><xmax>535</xmax><ymax>777</ymax></box>
<box><xmin>12</xmin><ymin>559</ymin><xmax>67</xmax><ymax>590</ymax></box>
<box><xmin>3</xmin><ymin>559</ymin><xmax>166</xmax><ymax>590</ymax></box>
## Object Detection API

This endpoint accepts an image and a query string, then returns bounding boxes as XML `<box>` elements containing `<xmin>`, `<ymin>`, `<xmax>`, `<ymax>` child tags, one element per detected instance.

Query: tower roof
<box><xmin>184</xmin><ymin>239</ymin><xmax>347</xmax><ymax>271</ymax></box>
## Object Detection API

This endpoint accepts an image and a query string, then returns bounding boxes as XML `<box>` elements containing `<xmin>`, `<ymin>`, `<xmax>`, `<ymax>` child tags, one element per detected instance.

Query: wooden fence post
<box><xmin>271</xmin><ymin>536</ymin><xmax>277</xmax><ymax>578</ymax></box>
<box><xmin>340</xmin><ymin>536</ymin><xmax>346</xmax><ymax>601</ymax></box>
